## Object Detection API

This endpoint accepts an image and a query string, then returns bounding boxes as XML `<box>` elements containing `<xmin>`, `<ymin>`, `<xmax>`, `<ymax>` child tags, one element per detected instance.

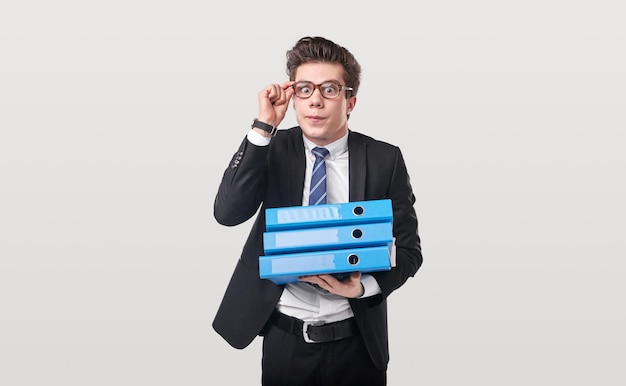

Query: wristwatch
<box><xmin>251</xmin><ymin>118</ymin><xmax>277</xmax><ymax>136</ymax></box>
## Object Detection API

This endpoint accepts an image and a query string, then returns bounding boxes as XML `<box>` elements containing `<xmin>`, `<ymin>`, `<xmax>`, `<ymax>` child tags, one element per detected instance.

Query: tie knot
<box><xmin>312</xmin><ymin>147</ymin><xmax>329</xmax><ymax>160</ymax></box>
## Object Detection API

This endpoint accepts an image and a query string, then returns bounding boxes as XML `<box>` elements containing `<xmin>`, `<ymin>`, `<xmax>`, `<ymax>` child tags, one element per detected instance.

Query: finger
<box><xmin>273</xmin><ymin>81</ymin><xmax>295</xmax><ymax>104</ymax></box>
<box><xmin>258</xmin><ymin>85</ymin><xmax>277</xmax><ymax>106</ymax></box>
<box><xmin>275</xmin><ymin>92</ymin><xmax>293</xmax><ymax>107</ymax></box>
<box><xmin>298</xmin><ymin>275</ymin><xmax>317</xmax><ymax>284</ymax></box>
<box><xmin>316</xmin><ymin>275</ymin><xmax>337</xmax><ymax>290</ymax></box>
<box><xmin>299</xmin><ymin>275</ymin><xmax>327</xmax><ymax>287</ymax></box>
<box><xmin>317</xmin><ymin>274</ymin><xmax>338</xmax><ymax>284</ymax></box>
<box><xmin>267</xmin><ymin>84</ymin><xmax>279</xmax><ymax>102</ymax></box>
<box><xmin>283</xmin><ymin>81</ymin><xmax>295</xmax><ymax>100</ymax></box>
<box><xmin>272</xmin><ymin>88</ymin><xmax>288</xmax><ymax>106</ymax></box>
<box><xmin>280</xmin><ymin>80</ymin><xmax>295</xmax><ymax>90</ymax></box>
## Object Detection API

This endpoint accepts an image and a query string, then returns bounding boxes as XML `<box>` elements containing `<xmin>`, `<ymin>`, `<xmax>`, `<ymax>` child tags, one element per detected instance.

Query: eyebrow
<box><xmin>295</xmin><ymin>79</ymin><xmax>342</xmax><ymax>84</ymax></box>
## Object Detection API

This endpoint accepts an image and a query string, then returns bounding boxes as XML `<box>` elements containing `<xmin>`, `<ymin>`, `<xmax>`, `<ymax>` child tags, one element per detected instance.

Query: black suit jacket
<box><xmin>213</xmin><ymin>127</ymin><xmax>422</xmax><ymax>370</ymax></box>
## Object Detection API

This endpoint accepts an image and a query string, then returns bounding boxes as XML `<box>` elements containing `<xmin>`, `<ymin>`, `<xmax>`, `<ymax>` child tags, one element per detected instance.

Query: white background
<box><xmin>1</xmin><ymin>1</ymin><xmax>625</xmax><ymax>385</ymax></box>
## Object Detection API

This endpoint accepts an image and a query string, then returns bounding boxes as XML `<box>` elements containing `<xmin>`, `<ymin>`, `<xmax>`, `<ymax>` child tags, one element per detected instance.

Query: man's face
<box><xmin>292</xmin><ymin>62</ymin><xmax>356</xmax><ymax>146</ymax></box>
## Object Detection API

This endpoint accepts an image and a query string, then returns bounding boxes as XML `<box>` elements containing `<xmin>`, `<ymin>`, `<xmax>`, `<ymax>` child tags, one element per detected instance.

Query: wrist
<box><xmin>357</xmin><ymin>282</ymin><xmax>365</xmax><ymax>298</ymax></box>
<box><xmin>251</xmin><ymin>118</ymin><xmax>277</xmax><ymax>136</ymax></box>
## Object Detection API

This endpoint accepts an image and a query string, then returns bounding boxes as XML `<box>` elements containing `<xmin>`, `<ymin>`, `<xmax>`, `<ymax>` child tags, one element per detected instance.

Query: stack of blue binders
<box><xmin>259</xmin><ymin>199</ymin><xmax>394</xmax><ymax>284</ymax></box>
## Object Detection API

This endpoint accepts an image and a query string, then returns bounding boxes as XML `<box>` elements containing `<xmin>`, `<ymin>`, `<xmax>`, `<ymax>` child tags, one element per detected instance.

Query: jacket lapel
<box><xmin>288</xmin><ymin>128</ymin><xmax>307</xmax><ymax>206</ymax></box>
<box><xmin>348</xmin><ymin>132</ymin><xmax>366</xmax><ymax>202</ymax></box>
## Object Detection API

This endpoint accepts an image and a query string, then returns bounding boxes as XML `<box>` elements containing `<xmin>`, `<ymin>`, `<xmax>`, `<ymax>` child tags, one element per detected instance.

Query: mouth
<box><xmin>306</xmin><ymin>115</ymin><xmax>325</xmax><ymax>123</ymax></box>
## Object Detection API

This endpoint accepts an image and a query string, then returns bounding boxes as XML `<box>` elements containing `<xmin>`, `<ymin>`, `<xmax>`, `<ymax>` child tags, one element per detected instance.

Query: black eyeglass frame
<box><xmin>291</xmin><ymin>81</ymin><xmax>354</xmax><ymax>99</ymax></box>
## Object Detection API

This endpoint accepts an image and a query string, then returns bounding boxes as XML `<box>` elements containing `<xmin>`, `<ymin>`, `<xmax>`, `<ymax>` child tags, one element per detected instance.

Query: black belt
<box><xmin>270</xmin><ymin>311</ymin><xmax>359</xmax><ymax>343</ymax></box>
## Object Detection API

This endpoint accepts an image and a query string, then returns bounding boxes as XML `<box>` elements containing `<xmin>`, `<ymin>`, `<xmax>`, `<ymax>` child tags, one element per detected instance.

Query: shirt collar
<box><xmin>302</xmin><ymin>132</ymin><xmax>349</xmax><ymax>160</ymax></box>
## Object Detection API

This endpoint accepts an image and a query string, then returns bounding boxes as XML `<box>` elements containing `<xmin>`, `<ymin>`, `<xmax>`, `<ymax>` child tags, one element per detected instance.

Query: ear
<box><xmin>347</xmin><ymin>95</ymin><xmax>357</xmax><ymax>115</ymax></box>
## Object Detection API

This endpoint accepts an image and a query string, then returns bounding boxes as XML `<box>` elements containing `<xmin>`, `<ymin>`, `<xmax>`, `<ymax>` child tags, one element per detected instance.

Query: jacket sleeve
<box><xmin>214</xmin><ymin>136</ymin><xmax>269</xmax><ymax>226</ymax></box>
<box><xmin>370</xmin><ymin>147</ymin><xmax>423</xmax><ymax>298</ymax></box>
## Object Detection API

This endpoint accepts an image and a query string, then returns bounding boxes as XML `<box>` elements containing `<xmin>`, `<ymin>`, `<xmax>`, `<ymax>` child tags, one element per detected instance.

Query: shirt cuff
<box><xmin>247</xmin><ymin>128</ymin><xmax>271</xmax><ymax>146</ymax></box>
<box><xmin>359</xmin><ymin>274</ymin><xmax>382</xmax><ymax>298</ymax></box>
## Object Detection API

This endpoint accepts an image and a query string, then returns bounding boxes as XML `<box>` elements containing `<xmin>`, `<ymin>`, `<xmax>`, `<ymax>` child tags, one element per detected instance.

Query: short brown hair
<box><xmin>286</xmin><ymin>36</ymin><xmax>361</xmax><ymax>98</ymax></box>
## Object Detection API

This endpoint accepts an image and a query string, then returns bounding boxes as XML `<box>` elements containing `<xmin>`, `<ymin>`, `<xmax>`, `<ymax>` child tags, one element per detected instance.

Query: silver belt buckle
<box><xmin>302</xmin><ymin>320</ymin><xmax>325</xmax><ymax>343</ymax></box>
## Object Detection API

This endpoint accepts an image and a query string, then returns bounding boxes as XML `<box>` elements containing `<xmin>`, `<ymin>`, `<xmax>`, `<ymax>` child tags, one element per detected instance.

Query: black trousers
<box><xmin>261</xmin><ymin>323</ymin><xmax>386</xmax><ymax>386</ymax></box>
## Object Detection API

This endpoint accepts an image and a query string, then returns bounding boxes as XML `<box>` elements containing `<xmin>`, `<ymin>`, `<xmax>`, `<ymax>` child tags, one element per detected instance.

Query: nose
<box><xmin>309</xmin><ymin>88</ymin><xmax>323</xmax><ymax>108</ymax></box>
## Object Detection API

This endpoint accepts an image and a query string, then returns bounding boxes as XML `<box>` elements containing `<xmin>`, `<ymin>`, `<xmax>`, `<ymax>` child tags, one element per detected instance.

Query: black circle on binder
<box><xmin>347</xmin><ymin>254</ymin><xmax>359</xmax><ymax>266</ymax></box>
<box><xmin>353</xmin><ymin>206</ymin><xmax>364</xmax><ymax>216</ymax></box>
<box><xmin>351</xmin><ymin>228</ymin><xmax>363</xmax><ymax>239</ymax></box>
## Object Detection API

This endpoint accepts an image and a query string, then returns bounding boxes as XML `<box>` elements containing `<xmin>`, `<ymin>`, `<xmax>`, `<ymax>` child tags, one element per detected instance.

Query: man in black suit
<box><xmin>213</xmin><ymin>36</ymin><xmax>423</xmax><ymax>385</ymax></box>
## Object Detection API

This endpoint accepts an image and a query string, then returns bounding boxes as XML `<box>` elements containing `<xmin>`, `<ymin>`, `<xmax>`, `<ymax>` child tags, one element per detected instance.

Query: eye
<box><xmin>322</xmin><ymin>83</ymin><xmax>339</xmax><ymax>95</ymax></box>
<box><xmin>297</xmin><ymin>83</ymin><xmax>313</xmax><ymax>95</ymax></box>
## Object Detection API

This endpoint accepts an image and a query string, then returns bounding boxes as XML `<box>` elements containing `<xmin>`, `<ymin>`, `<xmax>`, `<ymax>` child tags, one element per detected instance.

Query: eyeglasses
<box><xmin>292</xmin><ymin>81</ymin><xmax>353</xmax><ymax>99</ymax></box>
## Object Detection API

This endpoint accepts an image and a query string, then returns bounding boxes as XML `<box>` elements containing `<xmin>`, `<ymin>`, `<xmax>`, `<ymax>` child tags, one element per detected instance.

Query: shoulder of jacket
<box><xmin>349</xmin><ymin>130</ymin><xmax>399</xmax><ymax>150</ymax></box>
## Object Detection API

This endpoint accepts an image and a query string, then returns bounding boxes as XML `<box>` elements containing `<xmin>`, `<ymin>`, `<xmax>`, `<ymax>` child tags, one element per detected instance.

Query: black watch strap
<box><xmin>251</xmin><ymin>118</ymin><xmax>277</xmax><ymax>136</ymax></box>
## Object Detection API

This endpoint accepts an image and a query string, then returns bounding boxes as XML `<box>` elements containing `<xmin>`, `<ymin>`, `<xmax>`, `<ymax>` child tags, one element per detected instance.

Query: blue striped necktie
<box><xmin>309</xmin><ymin>147</ymin><xmax>330</xmax><ymax>205</ymax></box>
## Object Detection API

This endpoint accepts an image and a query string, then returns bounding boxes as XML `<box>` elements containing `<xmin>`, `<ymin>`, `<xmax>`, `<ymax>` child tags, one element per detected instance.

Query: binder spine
<box><xmin>259</xmin><ymin>245</ymin><xmax>392</xmax><ymax>285</ymax></box>
<box><xmin>263</xmin><ymin>222</ymin><xmax>393</xmax><ymax>255</ymax></box>
<box><xmin>265</xmin><ymin>199</ymin><xmax>392</xmax><ymax>231</ymax></box>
